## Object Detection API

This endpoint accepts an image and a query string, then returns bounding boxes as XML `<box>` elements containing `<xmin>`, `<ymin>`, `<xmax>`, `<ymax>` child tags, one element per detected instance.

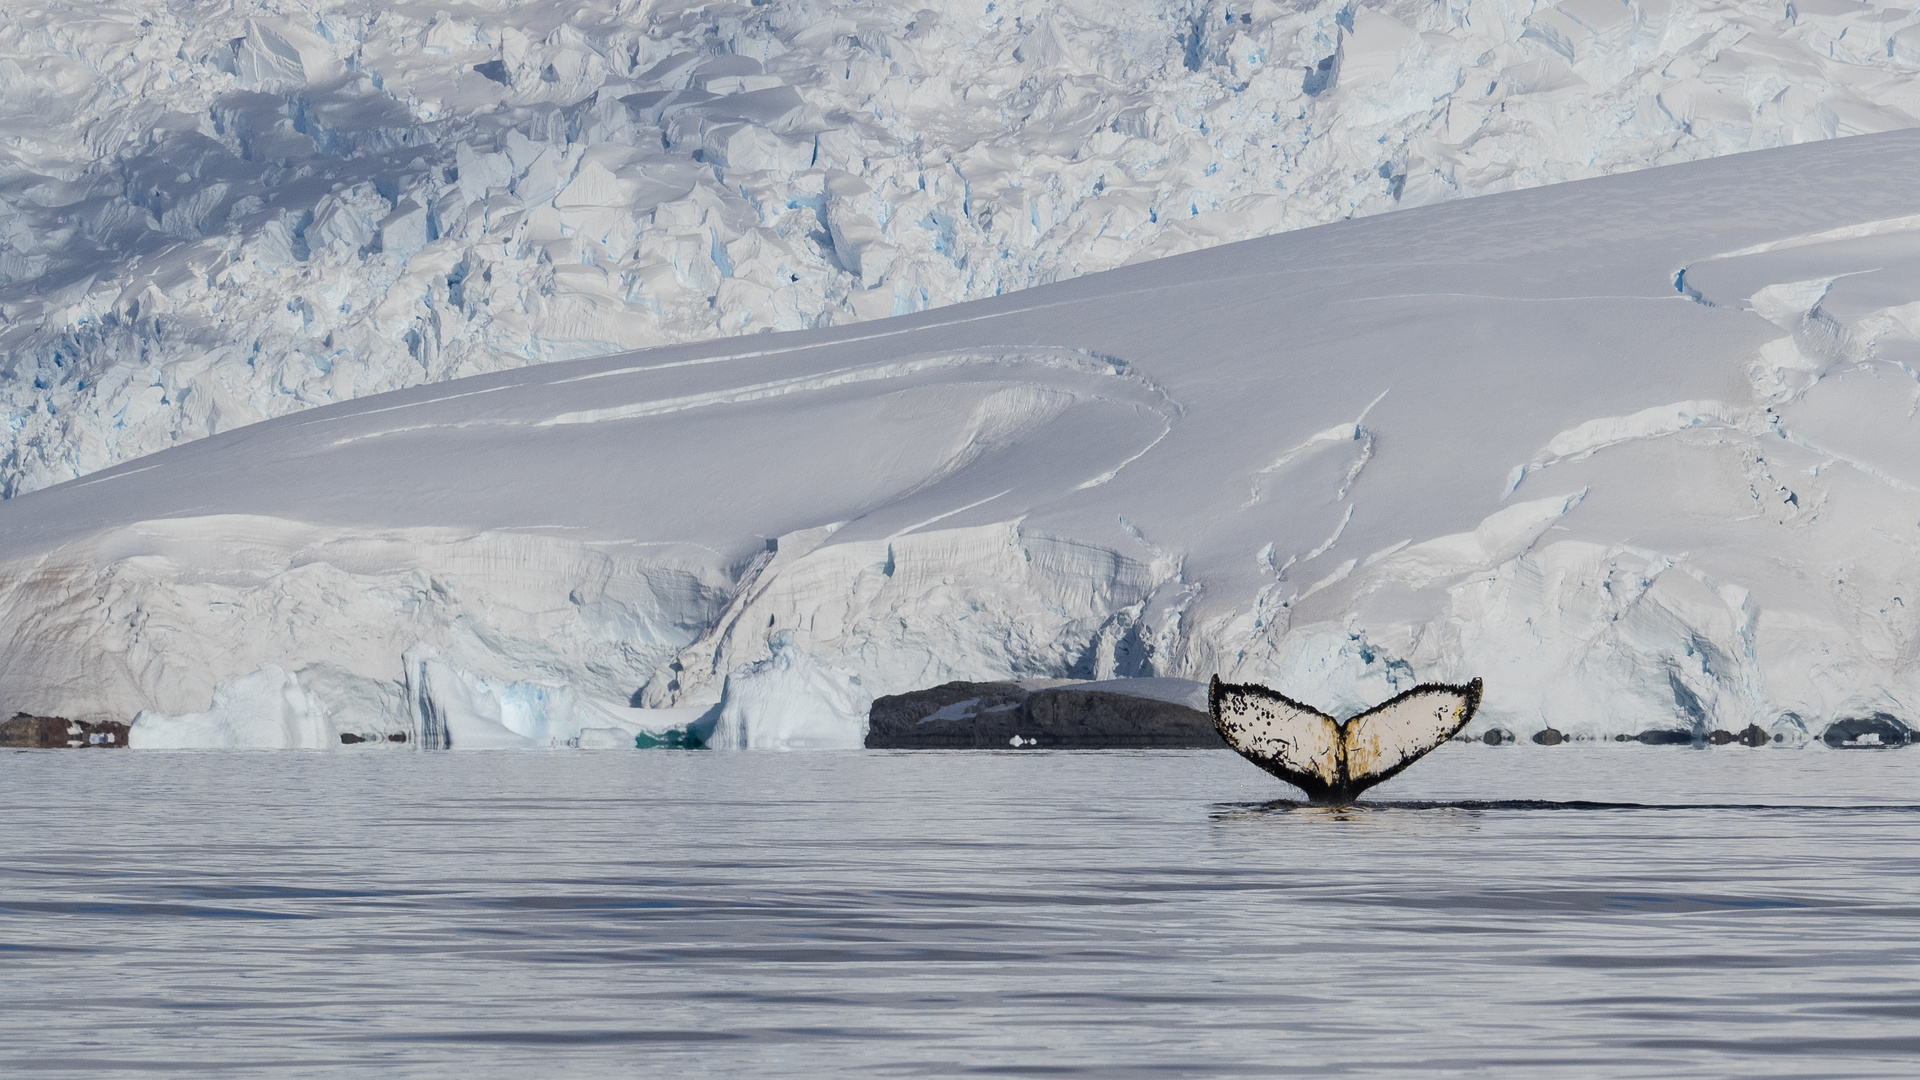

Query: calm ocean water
<box><xmin>2</xmin><ymin>745</ymin><xmax>1916</xmax><ymax>1078</ymax></box>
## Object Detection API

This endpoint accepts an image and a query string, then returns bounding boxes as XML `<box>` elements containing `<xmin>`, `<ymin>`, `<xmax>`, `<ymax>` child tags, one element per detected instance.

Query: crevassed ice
<box><xmin>6</xmin><ymin>0</ymin><xmax>1920</xmax><ymax>494</ymax></box>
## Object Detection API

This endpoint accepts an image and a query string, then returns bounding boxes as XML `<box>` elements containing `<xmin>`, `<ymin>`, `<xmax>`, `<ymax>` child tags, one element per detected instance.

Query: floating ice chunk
<box><xmin>130</xmin><ymin>665</ymin><xmax>331</xmax><ymax>749</ymax></box>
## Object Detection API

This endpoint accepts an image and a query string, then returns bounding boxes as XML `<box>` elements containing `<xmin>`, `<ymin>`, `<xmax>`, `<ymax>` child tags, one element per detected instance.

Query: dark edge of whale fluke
<box><xmin>1208</xmin><ymin>675</ymin><xmax>1483</xmax><ymax>805</ymax></box>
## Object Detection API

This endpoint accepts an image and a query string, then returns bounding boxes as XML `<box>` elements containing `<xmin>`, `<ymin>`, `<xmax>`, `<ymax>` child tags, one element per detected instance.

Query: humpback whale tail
<box><xmin>1208</xmin><ymin>676</ymin><xmax>1483</xmax><ymax>803</ymax></box>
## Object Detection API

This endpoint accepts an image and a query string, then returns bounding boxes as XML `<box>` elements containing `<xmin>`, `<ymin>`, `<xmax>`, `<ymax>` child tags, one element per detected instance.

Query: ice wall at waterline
<box><xmin>708</xmin><ymin>636</ymin><xmax>870</xmax><ymax>750</ymax></box>
<box><xmin>129</xmin><ymin>664</ymin><xmax>331</xmax><ymax>749</ymax></box>
<box><xmin>129</xmin><ymin>650</ymin><xmax>722</xmax><ymax>749</ymax></box>
<box><xmin>0</xmin><ymin>516</ymin><xmax>734</xmax><ymax>739</ymax></box>
<box><xmin>9</xmin><ymin>134</ymin><xmax>1920</xmax><ymax>747</ymax></box>
<box><xmin>402</xmin><ymin>646</ymin><xmax>719</xmax><ymax>749</ymax></box>
<box><xmin>10</xmin><ymin>0</ymin><xmax>1920</xmax><ymax>495</ymax></box>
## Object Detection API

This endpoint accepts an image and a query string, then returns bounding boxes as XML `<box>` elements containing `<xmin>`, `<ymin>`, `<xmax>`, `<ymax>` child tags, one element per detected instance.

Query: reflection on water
<box><xmin>1</xmin><ymin>745</ymin><xmax>1916</xmax><ymax>1078</ymax></box>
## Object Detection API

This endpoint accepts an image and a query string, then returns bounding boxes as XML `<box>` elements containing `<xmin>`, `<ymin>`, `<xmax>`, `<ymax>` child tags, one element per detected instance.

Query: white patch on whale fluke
<box><xmin>1342</xmin><ymin>685</ymin><xmax>1481</xmax><ymax>784</ymax></box>
<box><xmin>1207</xmin><ymin>684</ymin><xmax>1342</xmax><ymax>795</ymax></box>
<box><xmin>1208</xmin><ymin>676</ymin><xmax>1482</xmax><ymax>803</ymax></box>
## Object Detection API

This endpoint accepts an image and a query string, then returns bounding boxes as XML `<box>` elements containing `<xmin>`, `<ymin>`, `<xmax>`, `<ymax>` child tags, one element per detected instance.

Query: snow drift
<box><xmin>8</xmin><ymin>131</ymin><xmax>1920</xmax><ymax>746</ymax></box>
<box><xmin>10</xmin><ymin>0</ymin><xmax>1920</xmax><ymax>495</ymax></box>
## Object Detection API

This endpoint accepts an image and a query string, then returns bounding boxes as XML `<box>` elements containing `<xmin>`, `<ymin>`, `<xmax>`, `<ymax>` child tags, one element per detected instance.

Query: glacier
<box><xmin>5</xmin><ymin>129</ymin><xmax>1920</xmax><ymax>748</ymax></box>
<box><xmin>9</xmin><ymin>0</ymin><xmax>1920</xmax><ymax>496</ymax></box>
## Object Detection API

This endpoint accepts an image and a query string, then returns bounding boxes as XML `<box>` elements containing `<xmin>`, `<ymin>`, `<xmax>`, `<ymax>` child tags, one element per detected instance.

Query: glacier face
<box><xmin>7</xmin><ymin>131</ymin><xmax>1920</xmax><ymax>748</ymax></box>
<box><xmin>8</xmin><ymin>0</ymin><xmax>1920</xmax><ymax>495</ymax></box>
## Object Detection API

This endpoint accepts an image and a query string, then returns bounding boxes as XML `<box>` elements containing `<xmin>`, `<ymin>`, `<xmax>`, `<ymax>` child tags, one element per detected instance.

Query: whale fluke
<box><xmin>1208</xmin><ymin>676</ymin><xmax>1483</xmax><ymax>803</ymax></box>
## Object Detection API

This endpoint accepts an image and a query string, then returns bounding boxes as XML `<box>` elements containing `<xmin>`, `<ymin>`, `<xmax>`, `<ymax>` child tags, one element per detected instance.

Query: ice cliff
<box><xmin>9</xmin><ymin>0</ymin><xmax>1920</xmax><ymax>495</ymax></box>
<box><xmin>6</xmin><ymin>131</ymin><xmax>1920</xmax><ymax>748</ymax></box>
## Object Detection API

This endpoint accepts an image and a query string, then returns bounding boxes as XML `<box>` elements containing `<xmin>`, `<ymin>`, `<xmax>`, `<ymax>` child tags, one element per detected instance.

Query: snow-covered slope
<box><xmin>5</xmin><ymin>130</ymin><xmax>1920</xmax><ymax>747</ymax></box>
<box><xmin>9</xmin><ymin>0</ymin><xmax>1920</xmax><ymax>495</ymax></box>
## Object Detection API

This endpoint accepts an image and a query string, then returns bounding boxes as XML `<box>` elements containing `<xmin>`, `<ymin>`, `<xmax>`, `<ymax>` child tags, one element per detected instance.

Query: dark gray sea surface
<box><xmin>2</xmin><ymin>746</ymin><xmax>1916</xmax><ymax>1078</ymax></box>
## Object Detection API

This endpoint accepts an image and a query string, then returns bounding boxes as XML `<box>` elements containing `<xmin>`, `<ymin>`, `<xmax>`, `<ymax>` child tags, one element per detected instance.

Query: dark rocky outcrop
<box><xmin>343</xmin><ymin>731</ymin><xmax>411</xmax><ymax>745</ymax></box>
<box><xmin>1481</xmin><ymin>728</ymin><xmax>1515</xmax><ymax>745</ymax></box>
<box><xmin>1822</xmin><ymin>714</ymin><xmax>1913</xmax><ymax>749</ymax></box>
<box><xmin>79</xmin><ymin>720</ymin><xmax>130</xmax><ymax>747</ymax></box>
<box><xmin>1</xmin><ymin>713</ymin><xmax>129</xmax><ymax>748</ymax></box>
<box><xmin>865</xmin><ymin>680</ymin><xmax>1224</xmax><ymax>749</ymax></box>
<box><xmin>1531</xmin><ymin>727</ymin><xmax>1564</xmax><ymax>745</ymax></box>
<box><xmin>1</xmin><ymin>714</ymin><xmax>69</xmax><ymax>748</ymax></box>
<box><xmin>1634</xmin><ymin>729</ymin><xmax>1695</xmax><ymax>745</ymax></box>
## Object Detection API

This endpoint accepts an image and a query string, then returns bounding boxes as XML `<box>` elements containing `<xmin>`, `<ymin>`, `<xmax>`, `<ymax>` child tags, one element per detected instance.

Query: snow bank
<box><xmin>11</xmin><ymin>0</ymin><xmax>1920</xmax><ymax>494</ymax></box>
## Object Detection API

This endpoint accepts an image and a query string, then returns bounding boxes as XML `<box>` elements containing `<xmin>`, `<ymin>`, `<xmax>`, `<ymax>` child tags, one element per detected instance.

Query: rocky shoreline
<box><xmin>1</xmin><ymin>713</ymin><xmax>129</xmax><ymax>749</ymax></box>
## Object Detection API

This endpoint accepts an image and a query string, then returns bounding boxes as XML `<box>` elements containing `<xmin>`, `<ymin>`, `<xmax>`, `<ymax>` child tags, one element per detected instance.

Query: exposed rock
<box><xmin>1482</xmin><ymin>728</ymin><xmax>1514</xmax><ymax>746</ymax></box>
<box><xmin>1706</xmin><ymin>729</ymin><xmax>1736</xmax><ymax>745</ymax></box>
<box><xmin>865</xmin><ymin>680</ymin><xmax>1223</xmax><ymax>749</ymax></box>
<box><xmin>344</xmin><ymin>730</ymin><xmax>411</xmax><ymax>745</ymax></box>
<box><xmin>77</xmin><ymin>720</ymin><xmax>129</xmax><ymax>748</ymax></box>
<box><xmin>1635</xmin><ymin>729</ymin><xmax>1695</xmax><ymax>746</ymax></box>
<box><xmin>1532</xmin><ymin>728</ymin><xmax>1564</xmax><ymax>746</ymax></box>
<box><xmin>1736</xmin><ymin>724</ymin><xmax>1771</xmax><ymax>748</ymax></box>
<box><xmin>1</xmin><ymin>713</ymin><xmax>69</xmax><ymax>748</ymax></box>
<box><xmin>0</xmin><ymin>713</ymin><xmax>128</xmax><ymax>748</ymax></box>
<box><xmin>1822</xmin><ymin>714</ymin><xmax>1913</xmax><ymax>749</ymax></box>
